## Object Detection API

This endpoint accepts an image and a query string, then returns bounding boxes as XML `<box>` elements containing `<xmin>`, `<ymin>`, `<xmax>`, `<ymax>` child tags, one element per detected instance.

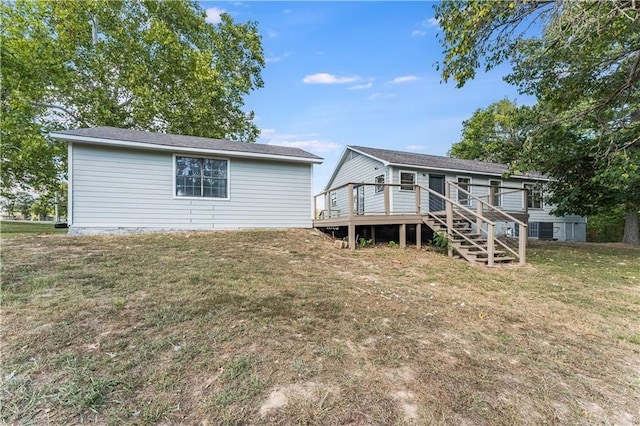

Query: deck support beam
<box><xmin>371</xmin><ymin>226</ymin><xmax>376</xmax><ymax>245</ymax></box>
<box><xmin>416</xmin><ymin>223</ymin><xmax>421</xmax><ymax>249</ymax></box>
<box><xmin>348</xmin><ymin>223</ymin><xmax>356</xmax><ymax>250</ymax></box>
<box><xmin>399</xmin><ymin>223</ymin><xmax>406</xmax><ymax>248</ymax></box>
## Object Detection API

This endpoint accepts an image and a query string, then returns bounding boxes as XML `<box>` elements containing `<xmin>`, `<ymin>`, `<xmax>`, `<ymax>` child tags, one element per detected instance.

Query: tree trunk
<box><xmin>622</xmin><ymin>208</ymin><xmax>640</xmax><ymax>245</ymax></box>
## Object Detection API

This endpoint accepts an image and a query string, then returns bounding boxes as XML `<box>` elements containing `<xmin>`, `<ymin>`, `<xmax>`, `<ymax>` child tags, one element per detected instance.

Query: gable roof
<box><xmin>324</xmin><ymin>145</ymin><xmax>543</xmax><ymax>190</ymax></box>
<box><xmin>50</xmin><ymin>126</ymin><xmax>323</xmax><ymax>164</ymax></box>
<box><xmin>350</xmin><ymin>145</ymin><xmax>543</xmax><ymax>178</ymax></box>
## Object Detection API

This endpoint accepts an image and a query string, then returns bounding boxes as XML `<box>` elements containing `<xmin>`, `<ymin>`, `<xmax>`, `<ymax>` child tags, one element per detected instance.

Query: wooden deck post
<box><xmin>399</xmin><ymin>223</ymin><xmax>406</xmax><ymax>248</ymax></box>
<box><xmin>384</xmin><ymin>185</ymin><xmax>390</xmax><ymax>215</ymax></box>
<box><xmin>445</xmin><ymin>184</ymin><xmax>453</xmax><ymax>258</ymax></box>
<box><xmin>416</xmin><ymin>223</ymin><xmax>422</xmax><ymax>249</ymax></box>
<box><xmin>519</xmin><ymin>224</ymin><xmax>527</xmax><ymax>265</ymax></box>
<box><xmin>347</xmin><ymin>183</ymin><xmax>354</xmax><ymax>218</ymax></box>
<box><xmin>476</xmin><ymin>199</ymin><xmax>483</xmax><ymax>235</ymax></box>
<box><xmin>371</xmin><ymin>226</ymin><xmax>376</xmax><ymax>245</ymax></box>
<box><xmin>324</xmin><ymin>192</ymin><xmax>330</xmax><ymax>218</ymax></box>
<box><xmin>415</xmin><ymin>186</ymin><xmax>421</xmax><ymax>214</ymax></box>
<box><xmin>487</xmin><ymin>224</ymin><xmax>495</xmax><ymax>267</ymax></box>
<box><xmin>348</xmin><ymin>223</ymin><xmax>356</xmax><ymax>250</ymax></box>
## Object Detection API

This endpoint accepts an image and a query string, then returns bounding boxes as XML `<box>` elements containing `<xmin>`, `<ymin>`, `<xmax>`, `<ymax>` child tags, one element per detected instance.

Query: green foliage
<box><xmin>387</xmin><ymin>240</ymin><xmax>398</xmax><ymax>247</ymax></box>
<box><xmin>431</xmin><ymin>231</ymin><xmax>449</xmax><ymax>253</ymax></box>
<box><xmin>436</xmin><ymin>0</ymin><xmax>640</xmax><ymax>244</ymax></box>
<box><xmin>358</xmin><ymin>238</ymin><xmax>373</xmax><ymax>248</ymax></box>
<box><xmin>587</xmin><ymin>209</ymin><xmax>626</xmax><ymax>243</ymax></box>
<box><xmin>1</xmin><ymin>0</ymin><xmax>264</xmax><ymax>195</ymax></box>
<box><xmin>448</xmin><ymin>99</ymin><xmax>534</xmax><ymax>164</ymax></box>
<box><xmin>1</xmin><ymin>192</ymin><xmax>35</xmax><ymax>218</ymax></box>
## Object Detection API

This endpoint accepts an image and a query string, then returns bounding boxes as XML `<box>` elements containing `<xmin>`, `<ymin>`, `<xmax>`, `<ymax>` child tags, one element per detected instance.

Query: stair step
<box><xmin>476</xmin><ymin>256</ymin><xmax>516</xmax><ymax>264</ymax></box>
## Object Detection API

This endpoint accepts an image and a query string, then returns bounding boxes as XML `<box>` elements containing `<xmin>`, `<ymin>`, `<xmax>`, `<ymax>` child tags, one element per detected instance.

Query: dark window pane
<box><xmin>203</xmin><ymin>178</ymin><xmax>227</xmax><ymax>198</ymax></box>
<box><xmin>176</xmin><ymin>156</ymin><xmax>201</xmax><ymax>177</ymax></box>
<box><xmin>400</xmin><ymin>172</ymin><xmax>415</xmax><ymax>191</ymax></box>
<box><xmin>203</xmin><ymin>159</ymin><xmax>227</xmax><ymax>178</ymax></box>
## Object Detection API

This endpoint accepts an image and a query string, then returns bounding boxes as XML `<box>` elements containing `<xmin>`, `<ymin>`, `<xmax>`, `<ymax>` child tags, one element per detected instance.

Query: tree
<box><xmin>1</xmin><ymin>0</ymin><xmax>264</xmax><ymax>196</ymax></box>
<box><xmin>1</xmin><ymin>192</ymin><xmax>36</xmax><ymax>219</ymax></box>
<box><xmin>448</xmin><ymin>99</ymin><xmax>533</xmax><ymax>163</ymax></box>
<box><xmin>436</xmin><ymin>0</ymin><xmax>640</xmax><ymax>244</ymax></box>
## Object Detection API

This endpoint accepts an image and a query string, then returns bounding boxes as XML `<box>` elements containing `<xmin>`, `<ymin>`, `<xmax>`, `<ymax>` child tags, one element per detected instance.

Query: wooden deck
<box><xmin>314</xmin><ymin>182</ymin><xmax>530</xmax><ymax>265</ymax></box>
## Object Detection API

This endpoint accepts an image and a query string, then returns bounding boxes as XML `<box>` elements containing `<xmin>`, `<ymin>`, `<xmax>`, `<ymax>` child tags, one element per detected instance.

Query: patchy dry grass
<box><xmin>1</xmin><ymin>230</ymin><xmax>639</xmax><ymax>425</ymax></box>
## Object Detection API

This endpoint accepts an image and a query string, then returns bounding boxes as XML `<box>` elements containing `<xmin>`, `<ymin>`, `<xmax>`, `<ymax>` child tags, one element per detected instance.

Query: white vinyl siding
<box><xmin>70</xmin><ymin>144</ymin><xmax>313</xmax><ymax>231</ymax></box>
<box><xmin>328</xmin><ymin>150</ymin><xmax>386</xmax><ymax>215</ymax></box>
<box><xmin>393</xmin><ymin>170</ymin><xmax>421</xmax><ymax>213</ymax></box>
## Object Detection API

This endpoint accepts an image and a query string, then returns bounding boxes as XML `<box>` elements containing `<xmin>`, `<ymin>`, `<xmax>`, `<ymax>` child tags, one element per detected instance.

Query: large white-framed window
<box><xmin>330</xmin><ymin>191</ymin><xmax>337</xmax><ymax>207</ymax></box>
<box><xmin>375</xmin><ymin>174</ymin><xmax>385</xmax><ymax>193</ymax></box>
<box><xmin>399</xmin><ymin>171</ymin><xmax>416</xmax><ymax>191</ymax></box>
<box><xmin>524</xmin><ymin>183</ymin><xmax>543</xmax><ymax>209</ymax></box>
<box><xmin>175</xmin><ymin>155</ymin><xmax>229</xmax><ymax>199</ymax></box>
<box><xmin>457</xmin><ymin>176</ymin><xmax>471</xmax><ymax>205</ymax></box>
<box><xmin>490</xmin><ymin>179</ymin><xmax>502</xmax><ymax>207</ymax></box>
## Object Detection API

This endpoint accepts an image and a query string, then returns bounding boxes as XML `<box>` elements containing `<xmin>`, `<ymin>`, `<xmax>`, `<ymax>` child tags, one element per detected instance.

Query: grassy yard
<box><xmin>1</xmin><ymin>230</ymin><xmax>639</xmax><ymax>425</ymax></box>
<box><xmin>1</xmin><ymin>220</ymin><xmax>68</xmax><ymax>237</ymax></box>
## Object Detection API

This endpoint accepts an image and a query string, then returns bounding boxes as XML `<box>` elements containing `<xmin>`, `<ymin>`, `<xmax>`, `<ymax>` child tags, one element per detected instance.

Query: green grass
<box><xmin>1</xmin><ymin>230</ymin><xmax>639</xmax><ymax>424</ymax></box>
<box><xmin>1</xmin><ymin>220</ymin><xmax>68</xmax><ymax>237</ymax></box>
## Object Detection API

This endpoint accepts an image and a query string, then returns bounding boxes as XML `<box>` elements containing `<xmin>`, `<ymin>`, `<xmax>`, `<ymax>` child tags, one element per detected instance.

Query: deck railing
<box><xmin>447</xmin><ymin>182</ymin><xmax>528</xmax><ymax>265</ymax></box>
<box><xmin>314</xmin><ymin>182</ymin><xmax>528</xmax><ymax>265</ymax></box>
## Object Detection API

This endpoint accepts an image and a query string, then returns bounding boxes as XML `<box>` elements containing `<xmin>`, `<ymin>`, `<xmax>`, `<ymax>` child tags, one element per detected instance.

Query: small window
<box><xmin>457</xmin><ymin>177</ymin><xmax>471</xmax><ymax>205</ymax></box>
<box><xmin>524</xmin><ymin>183</ymin><xmax>543</xmax><ymax>209</ymax></box>
<box><xmin>490</xmin><ymin>180</ymin><xmax>501</xmax><ymax>207</ymax></box>
<box><xmin>176</xmin><ymin>156</ymin><xmax>228</xmax><ymax>198</ymax></box>
<box><xmin>330</xmin><ymin>192</ymin><xmax>337</xmax><ymax>207</ymax></box>
<box><xmin>375</xmin><ymin>174</ymin><xmax>385</xmax><ymax>193</ymax></box>
<box><xmin>400</xmin><ymin>171</ymin><xmax>416</xmax><ymax>191</ymax></box>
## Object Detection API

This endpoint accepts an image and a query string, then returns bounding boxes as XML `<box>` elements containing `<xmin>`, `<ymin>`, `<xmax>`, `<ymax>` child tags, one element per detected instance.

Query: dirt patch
<box><xmin>259</xmin><ymin>381</ymin><xmax>331</xmax><ymax>417</ymax></box>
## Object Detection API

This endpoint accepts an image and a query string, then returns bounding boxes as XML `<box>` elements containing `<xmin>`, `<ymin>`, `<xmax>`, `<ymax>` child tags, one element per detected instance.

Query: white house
<box><xmin>51</xmin><ymin>127</ymin><xmax>323</xmax><ymax>234</ymax></box>
<box><xmin>314</xmin><ymin>146</ymin><xmax>587</xmax><ymax>265</ymax></box>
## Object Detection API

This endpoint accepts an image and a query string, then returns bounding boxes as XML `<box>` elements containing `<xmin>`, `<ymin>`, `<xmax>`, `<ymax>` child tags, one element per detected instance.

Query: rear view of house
<box><xmin>315</xmin><ymin>146</ymin><xmax>586</xmax><ymax>265</ymax></box>
<box><xmin>51</xmin><ymin>127</ymin><xmax>323</xmax><ymax>234</ymax></box>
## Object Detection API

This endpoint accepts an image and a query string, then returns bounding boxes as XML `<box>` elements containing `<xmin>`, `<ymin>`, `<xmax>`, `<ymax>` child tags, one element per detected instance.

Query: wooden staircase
<box><xmin>423</xmin><ymin>212</ymin><xmax>516</xmax><ymax>265</ymax></box>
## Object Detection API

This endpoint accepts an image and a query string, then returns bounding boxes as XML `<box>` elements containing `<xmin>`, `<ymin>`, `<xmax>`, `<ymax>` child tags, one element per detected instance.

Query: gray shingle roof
<box><xmin>350</xmin><ymin>146</ymin><xmax>542</xmax><ymax>178</ymax></box>
<box><xmin>51</xmin><ymin>126</ymin><xmax>323</xmax><ymax>162</ymax></box>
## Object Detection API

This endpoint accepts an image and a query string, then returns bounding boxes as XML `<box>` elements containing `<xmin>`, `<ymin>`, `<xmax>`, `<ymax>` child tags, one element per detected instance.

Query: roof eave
<box><xmin>50</xmin><ymin>133</ymin><xmax>323</xmax><ymax>164</ymax></box>
<box><xmin>385</xmin><ymin>162</ymin><xmax>547</xmax><ymax>181</ymax></box>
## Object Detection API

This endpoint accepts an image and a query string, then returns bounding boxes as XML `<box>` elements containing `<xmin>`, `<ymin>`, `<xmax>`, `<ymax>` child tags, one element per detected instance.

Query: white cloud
<box><xmin>259</xmin><ymin>128</ymin><xmax>340</xmax><ymax>153</ymax></box>
<box><xmin>302</xmin><ymin>73</ymin><xmax>359</xmax><ymax>84</ymax></box>
<box><xmin>283</xmin><ymin>8</ymin><xmax>292</xmax><ymax>14</ymax></box>
<box><xmin>411</xmin><ymin>30</ymin><xmax>426</xmax><ymax>37</ymax></box>
<box><xmin>265</xmin><ymin>52</ymin><xmax>291</xmax><ymax>63</ymax></box>
<box><xmin>205</xmin><ymin>7</ymin><xmax>225</xmax><ymax>24</ymax></box>
<box><xmin>367</xmin><ymin>93</ymin><xmax>396</xmax><ymax>100</ymax></box>
<box><xmin>266</xmin><ymin>29</ymin><xmax>278</xmax><ymax>38</ymax></box>
<box><xmin>348</xmin><ymin>82</ymin><xmax>373</xmax><ymax>90</ymax></box>
<box><xmin>390</xmin><ymin>75</ymin><xmax>418</xmax><ymax>84</ymax></box>
<box><xmin>423</xmin><ymin>17</ymin><xmax>439</xmax><ymax>27</ymax></box>
<box><xmin>405</xmin><ymin>145</ymin><xmax>427</xmax><ymax>152</ymax></box>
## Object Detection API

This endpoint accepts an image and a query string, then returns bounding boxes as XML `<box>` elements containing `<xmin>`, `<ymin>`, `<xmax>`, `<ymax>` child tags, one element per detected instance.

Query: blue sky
<box><xmin>200</xmin><ymin>1</ymin><xmax>534</xmax><ymax>193</ymax></box>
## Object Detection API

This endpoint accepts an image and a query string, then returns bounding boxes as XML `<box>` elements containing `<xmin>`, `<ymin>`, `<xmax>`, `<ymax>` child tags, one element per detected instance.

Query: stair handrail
<box><xmin>417</xmin><ymin>184</ymin><xmax>496</xmax><ymax>226</ymax></box>
<box><xmin>425</xmin><ymin>209</ymin><xmax>491</xmax><ymax>255</ymax></box>
<box><xmin>417</xmin><ymin>184</ymin><xmax>497</xmax><ymax>264</ymax></box>
<box><xmin>449</xmin><ymin>182</ymin><xmax>527</xmax><ymax>265</ymax></box>
<box><xmin>450</xmin><ymin>182</ymin><xmax>527</xmax><ymax>227</ymax></box>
